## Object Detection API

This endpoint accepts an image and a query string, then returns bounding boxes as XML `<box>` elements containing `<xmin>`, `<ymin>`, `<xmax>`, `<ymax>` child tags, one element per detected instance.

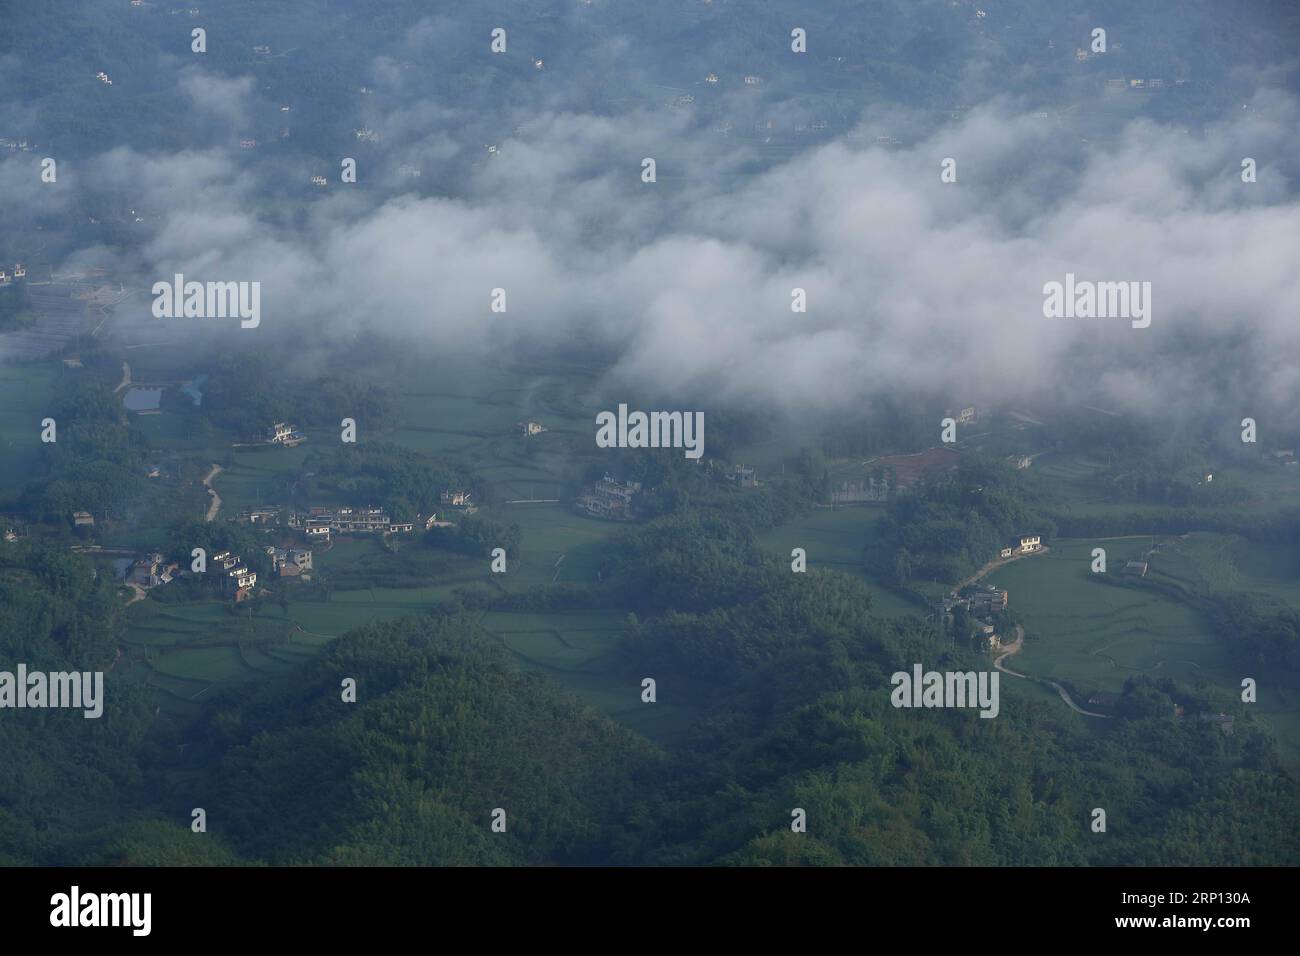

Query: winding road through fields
<box><xmin>958</xmin><ymin>545</ymin><xmax>1110</xmax><ymax>718</ymax></box>
<box><xmin>994</xmin><ymin>626</ymin><xmax>1111</xmax><ymax>718</ymax></box>
<box><xmin>203</xmin><ymin>464</ymin><xmax>223</xmax><ymax>522</ymax></box>
<box><xmin>954</xmin><ymin>544</ymin><xmax>1051</xmax><ymax>592</ymax></box>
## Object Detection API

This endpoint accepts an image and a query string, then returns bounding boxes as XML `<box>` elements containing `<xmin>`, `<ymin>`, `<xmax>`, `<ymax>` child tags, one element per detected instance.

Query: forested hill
<box><xmin>6</xmin><ymin>502</ymin><xmax>1296</xmax><ymax>866</ymax></box>
<box><xmin>0</xmin><ymin>544</ymin><xmax>158</xmax><ymax>866</ymax></box>
<box><xmin>168</xmin><ymin>616</ymin><xmax>663</xmax><ymax>866</ymax></box>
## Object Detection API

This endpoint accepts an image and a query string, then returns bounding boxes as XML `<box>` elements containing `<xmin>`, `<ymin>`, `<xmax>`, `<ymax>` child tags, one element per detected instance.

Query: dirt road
<box><xmin>954</xmin><ymin>545</ymin><xmax>1050</xmax><ymax>593</ymax></box>
<box><xmin>955</xmin><ymin>548</ymin><xmax>1108</xmax><ymax>718</ymax></box>
<box><xmin>994</xmin><ymin>626</ymin><xmax>1111</xmax><ymax>718</ymax></box>
<box><xmin>203</xmin><ymin>464</ymin><xmax>223</xmax><ymax>522</ymax></box>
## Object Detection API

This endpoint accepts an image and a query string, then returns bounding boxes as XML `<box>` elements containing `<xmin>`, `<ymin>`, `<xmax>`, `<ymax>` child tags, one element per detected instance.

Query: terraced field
<box><xmin>1152</xmin><ymin>533</ymin><xmax>1300</xmax><ymax>607</ymax></box>
<box><xmin>488</xmin><ymin>501</ymin><xmax>623</xmax><ymax>589</ymax></box>
<box><xmin>108</xmin><ymin>353</ymin><xmax>622</xmax><ymax>714</ymax></box>
<box><xmin>121</xmin><ymin>591</ymin><xmax>422</xmax><ymax>715</ymax></box>
<box><xmin>378</xmin><ymin>356</ymin><xmax>603</xmax><ymax>502</ymax></box>
<box><xmin>118</xmin><ymin>513</ymin><xmax>644</xmax><ymax>732</ymax></box>
<box><xmin>985</xmin><ymin>535</ymin><xmax>1300</xmax><ymax>762</ymax></box>
<box><xmin>985</xmin><ymin>537</ymin><xmax>1230</xmax><ymax>691</ymax></box>
<box><xmin>86</xmin><ymin>348</ymin><xmax>1300</xmax><ymax>758</ymax></box>
<box><xmin>122</xmin><ymin>587</ymin><xmax>695</xmax><ymax>742</ymax></box>
<box><xmin>1030</xmin><ymin>451</ymin><xmax>1300</xmax><ymax>517</ymax></box>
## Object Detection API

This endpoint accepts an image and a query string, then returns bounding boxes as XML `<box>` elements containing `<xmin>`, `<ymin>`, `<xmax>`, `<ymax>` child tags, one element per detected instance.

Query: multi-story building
<box><xmin>727</xmin><ymin>465</ymin><xmax>758</xmax><ymax>488</ymax></box>
<box><xmin>579</xmin><ymin>475</ymin><xmax>642</xmax><ymax>519</ymax></box>
<box><xmin>130</xmin><ymin>552</ymin><xmax>167</xmax><ymax>588</ymax></box>
<box><xmin>266</xmin><ymin>422</ymin><xmax>306</xmax><ymax>445</ymax></box>
<box><xmin>969</xmin><ymin>587</ymin><xmax>1008</xmax><ymax>616</ymax></box>
<box><xmin>211</xmin><ymin>551</ymin><xmax>257</xmax><ymax>598</ymax></box>
<box><xmin>235</xmin><ymin>509</ymin><xmax>279</xmax><ymax>526</ymax></box>
<box><xmin>289</xmin><ymin>506</ymin><xmax>415</xmax><ymax>538</ymax></box>
<box><xmin>225</xmin><ymin>563</ymin><xmax>255</xmax><ymax>586</ymax></box>
<box><xmin>267</xmin><ymin>547</ymin><xmax>313</xmax><ymax>577</ymax></box>
<box><xmin>831</xmin><ymin>476</ymin><xmax>890</xmax><ymax>504</ymax></box>
<box><xmin>1014</xmin><ymin>534</ymin><xmax>1042</xmax><ymax>554</ymax></box>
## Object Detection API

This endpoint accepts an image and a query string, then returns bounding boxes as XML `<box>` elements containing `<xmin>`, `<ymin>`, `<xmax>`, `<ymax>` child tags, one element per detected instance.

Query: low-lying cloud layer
<box><xmin>4</xmin><ymin>62</ymin><xmax>1299</xmax><ymax>427</ymax></box>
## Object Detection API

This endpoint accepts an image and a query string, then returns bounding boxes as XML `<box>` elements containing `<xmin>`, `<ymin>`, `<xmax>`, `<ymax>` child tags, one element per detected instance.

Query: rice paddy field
<box><xmin>121</xmin><ymin>350</ymin><xmax>611</xmax><ymax>514</ymax></box>
<box><xmin>375</xmin><ymin>355</ymin><xmax>604</xmax><ymax>502</ymax></box>
<box><xmin>986</xmin><ymin>537</ymin><xmax>1229</xmax><ymax>690</ymax></box>
<box><xmin>103</xmin><ymin>348</ymin><xmax>659</xmax><ymax>732</ymax></box>
<box><xmin>19</xmin><ymin>340</ymin><xmax>1300</xmax><ymax>758</ymax></box>
<box><xmin>121</xmin><ymin>586</ymin><xmax>692</xmax><ymax>742</ymax></box>
<box><xmin>116</xmin><ymin>498</ymin><xmax>669</xmax><ymax>733</ymax></box>
<box><xmin>118</xmin><ymin>600</ymin><xmax>309</xmax><ymax>716</ymax></box>
<box><xmin>985</xmin><ymin>536</ymin><xmax>1300</xmax><ymax>764</ymax></box>
<box><xmin>1029</xmin><ymin>451</ymin><xmax>1300</xmax><ymax>517</ymax></box>
<box><xmin>1151</xmin><ymin>532</ymin><xmax>1300</xmax><ymax>608</ymax></box>
<box><xmin>487</xmin><ymin>501</ymin><xmax>624</xmax><ymax>589</ymax></box>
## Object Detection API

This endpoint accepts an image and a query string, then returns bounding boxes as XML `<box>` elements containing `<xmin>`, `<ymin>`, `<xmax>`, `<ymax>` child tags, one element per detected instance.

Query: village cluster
<box><xmin>58</xmin><ymin>415</ymin><xmax>482</xmax><ymax>603</ymax></box>
<box><xmin>104</xmin><ymin>494</ymin><xmax>468</xmax><ymax>603</ymax></box>
<box><xmin>931</xmin><ymin>533</ymin><xmax>1043</xmax><ymax>651</ymax></box>
<box><xmin>46</xmin><ymin>394</ymin><xmax>1296</xmax><ymax>613</ymax></box>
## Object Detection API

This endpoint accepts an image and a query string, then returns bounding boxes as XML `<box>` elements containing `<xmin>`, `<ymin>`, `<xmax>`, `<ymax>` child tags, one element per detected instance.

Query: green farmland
<box><xmin>986</xmin><ymin>536</ymin><xmax>1300</xmax><ymax>763</ymax></box>
<box><xmin>987</xmin><ymin>538</ymin><xmax>1231</xmax><ymax>691</ymax></box>
<box><xmin>122</xmin><ymin>588</ymin><xmax>694</xmax><ymax>743</ymax></box>
<box><xmin>1030</xmin><ymin>451</ymin><xmax>1300</xmax><ymax>518</ymax></box>
<box><xmin>117</xmin><ymin>513</ymin><xmax>674</xmax><ymax>738</ymax></box>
